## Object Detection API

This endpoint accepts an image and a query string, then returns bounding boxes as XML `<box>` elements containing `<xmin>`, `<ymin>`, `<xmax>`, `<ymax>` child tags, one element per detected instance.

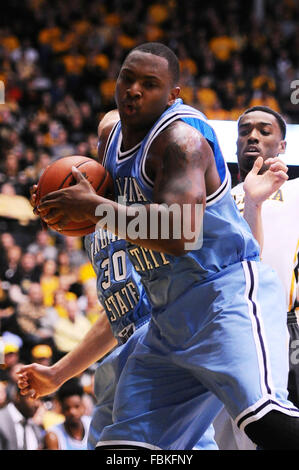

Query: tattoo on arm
<box><xmin>163</xmin><ymin>142</ymin><xmax>202</xmax><ymax>171</ymax></box>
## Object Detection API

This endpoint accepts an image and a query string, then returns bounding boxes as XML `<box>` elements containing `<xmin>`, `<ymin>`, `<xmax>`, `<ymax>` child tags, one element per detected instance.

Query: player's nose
<box><xmin>247</xmin><ymin>128</ymin><xmax>259</xmax><ymax>142</ymax></box>
<box><xmin>127</xmin><ymin>81</ymin><xmax>142</xmax><ymax>99</ymax></box>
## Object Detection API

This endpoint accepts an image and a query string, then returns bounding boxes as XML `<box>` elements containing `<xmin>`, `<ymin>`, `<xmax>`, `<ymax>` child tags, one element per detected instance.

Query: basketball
<box><xmin>35</xmin><ymin>156</ymin><xmax>113</xmax><ymax>236</ymax></box>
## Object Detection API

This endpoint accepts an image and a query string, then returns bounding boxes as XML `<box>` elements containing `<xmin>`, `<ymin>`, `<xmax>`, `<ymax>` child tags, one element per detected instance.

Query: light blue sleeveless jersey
<box><xmin>102</xmin><ymin>99</ymin><xmax>260</xmax><ymax>311</ymax></box>
<box><xmin>85</xmin><ymin>103</ymin><xmax>220</xmax><ymax>450</ymax></box>
<box><xmin>96</xmin><ymin>100</ymin><xmax>299</xmax><ymax>450</ymax></box>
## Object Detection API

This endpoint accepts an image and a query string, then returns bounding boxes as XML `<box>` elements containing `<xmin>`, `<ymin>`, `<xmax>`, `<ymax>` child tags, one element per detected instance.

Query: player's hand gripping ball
<box><xmin>35</xmin><ymin>156</ymin><xmax>113</xmax><ymax>236</ymax></box>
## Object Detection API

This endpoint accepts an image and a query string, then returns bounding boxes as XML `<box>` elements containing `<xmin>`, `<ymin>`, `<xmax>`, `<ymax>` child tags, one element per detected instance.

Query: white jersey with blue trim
<box><xmin>103</xmin><ymin>99</ymin><xmax>260</xmax><ymax>311</ymax></box>
<box><xmin>84</xmin><ymin>230</ymin><xmax>150</xmax><ymax>344</ymax></box>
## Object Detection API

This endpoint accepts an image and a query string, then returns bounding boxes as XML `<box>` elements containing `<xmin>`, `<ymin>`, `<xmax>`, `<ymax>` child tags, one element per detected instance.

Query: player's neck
<box><xmin>121</xmin><ymin>128</ymin><xmax>147</xmax><ymax>151</ymax></box>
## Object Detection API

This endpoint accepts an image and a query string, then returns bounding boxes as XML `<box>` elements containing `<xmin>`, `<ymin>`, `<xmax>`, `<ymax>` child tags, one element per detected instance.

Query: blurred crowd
<box><xmin>0</xmin><ymin>0</ymin><xmax>299</xmax><ymax>448</ymax></box>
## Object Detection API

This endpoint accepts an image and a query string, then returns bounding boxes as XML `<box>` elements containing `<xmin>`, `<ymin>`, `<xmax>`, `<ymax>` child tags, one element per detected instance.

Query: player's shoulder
<box><xmin>97</xmin><ymin>109</ymin><xmax>120</xmax><ymax>139</ymax></box>
<box><xmin>152</xmin><ymin>118</ymin><xmax>210</xmax><ymax>153</ymax></box>
<box><xmin>98</xmin><ymin>110</ymin><xmax>120</xmax><ymax>163</ymax></box>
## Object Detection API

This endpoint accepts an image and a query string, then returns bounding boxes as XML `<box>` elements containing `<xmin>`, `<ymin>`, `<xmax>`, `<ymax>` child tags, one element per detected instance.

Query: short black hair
<box><xmin>127</xmin><ymin>42</ymin><xmax>180</xmax><ymax>86</ymax></box>
<box><xmin>240</xmin><ymin>106</ymin><xmax>286</xmax><ymax>139</ymax></box>
<box><xmin>56</xmin><ymin>378</ymin><xmax>83</xmax><ymax>403</ymax></box>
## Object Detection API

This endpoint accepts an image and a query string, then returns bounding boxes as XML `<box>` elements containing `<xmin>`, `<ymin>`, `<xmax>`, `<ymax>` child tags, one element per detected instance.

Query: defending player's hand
<box><xmin>37</xmin><ymin>166</ymin><xmax>97</xmax><ymax>231</ymax></box>
<box><xmin>244</xmin><ymin>156</ymin><xmax>288</xmax><ymax>206</ymax></box>
<box><xmin>16</xmin><ymin>363</ymin><xmax>61</xmax><ymax>400</ymax></box>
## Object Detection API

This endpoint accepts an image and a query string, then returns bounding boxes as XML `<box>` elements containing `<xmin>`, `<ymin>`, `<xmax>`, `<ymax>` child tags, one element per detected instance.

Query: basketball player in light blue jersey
<box><xmin>35</xmin><ymin>42</ymin><xmax>299</xmax><ymax>450</ymax></box>
<box><xmin>17</xmin><ymin>111</ymin><xmax>219</xmax><ymax>450</ymax></box>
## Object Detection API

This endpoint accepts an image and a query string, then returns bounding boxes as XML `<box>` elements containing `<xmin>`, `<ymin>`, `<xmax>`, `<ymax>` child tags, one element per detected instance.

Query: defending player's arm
<box><xmin>17</xmin><ymin>311</ymin><xmax>117</xmax><ymax>399</ymax></box>
<box><xmin>37</xmin><ymin>121</ymin><xmax>211</xmax><ymax>256</ymax></box>
<box><xmin>243</xmin><ymin>156</ymin><xmax>288</xmax><ymax>252</ymax></box>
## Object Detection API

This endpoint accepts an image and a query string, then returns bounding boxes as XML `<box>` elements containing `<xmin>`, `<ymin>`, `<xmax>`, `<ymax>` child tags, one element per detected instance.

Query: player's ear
<box><xmin>278</xmin><ymin>140</ymin><xmax>286</xmax><ymax>155</ymax></box>
<box><xmin>168</xmin><ymin>86</ymin><xmax>180</xmax><ymax>106</ymax></box>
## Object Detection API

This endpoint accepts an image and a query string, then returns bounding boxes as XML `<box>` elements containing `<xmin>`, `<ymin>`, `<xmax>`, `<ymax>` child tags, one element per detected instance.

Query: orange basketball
<box><xmin>36</xmin><ymin>156</ymin><xmax>113</xmax><ymax>236</ymax></box>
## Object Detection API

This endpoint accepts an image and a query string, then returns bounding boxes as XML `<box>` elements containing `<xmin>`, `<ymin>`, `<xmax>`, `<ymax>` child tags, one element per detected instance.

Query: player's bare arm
<box><xmin>17</xmin><ymin>312</ymin><xmax>117</xmax><ymax>399</ymax></box>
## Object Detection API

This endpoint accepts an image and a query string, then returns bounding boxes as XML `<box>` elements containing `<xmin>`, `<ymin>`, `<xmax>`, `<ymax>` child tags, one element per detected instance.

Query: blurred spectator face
<box><xmin>35</xmin><ymin>251</ymin><xmax>45</xmax><ymax>266</ymax></box>
<box><xmin>24</xmin><ymin>148</ymin><xmax>35</xmax><ymax>164</ymax></box>
<box><xmin>56</xmin><ymin>128</ymin><xmax>68</xmax><ymax>144</ymax></box>
<box><xmin>59</xmin><ymin>275</ymin><xmax>72</xmax><ymax>292</ymax></box>
<box><xmin>80</xmin><ymin>102</ymin><xmax>91</xmax><ymax>118</ymax></box>
<box><xmin>0</xmin><ymin>183</ymin><xmax>16</xmax><ymax>195</ymax></box>
<box><xmin>31</xmin><ymin>344</ymin><xmax>53</xmax><ymax>366</ymax></box>
<box><xmin>71</xmin><ymin>113</ymin><xmax>82</xmax><ymax>128</ymax></box>
<box><xmin>42</xmin><ymin>259</ymin><xmax>57</xmax><ymax>276</ymax></box>
<box><xmin>1</xmin><ymin>232</ymin><xmax>15</xmax><ymax>249</ymax></box>
<box><xmin>36</xmin><ymin>230</ymin><xmax>50</xmax><ymax>247</ymax></box>
<box><xmin>4</xmin><ymin>351</ymin><xmax>20</xmax><ymax>370</ymax></box>
<box><xmin>37</xmin><ymin>152</ymin><xmax>51</xmax><ymax>171</ymax></box>
<box><xmin>85</xmin><ymin>284</ymin><xmax>98</xmax><ymax>305</ymax></box>
<box><xmin>66</xmin><ymin>300</ymin><xmax>78</xmax><ymax>322</ymax></box>
<box><xmin>5</xmin><ymin>153</ymin><xmax>19</xmax><ymax>175</ymax></box>
<box><xmin>87</xmin><ymin>134</ymin><xmax>98</xmax><ymax>153</ymax></box>
<box><xmin>14</xmin><ymin>388</ymin><xmax>41</xmax><ymax>419</ymax></box>
<box><xmin>49</xmin><ymin>121</ymin><xmax>62</xmax><ymax>140</ymax></box>
<box><xmin>21</xmin><ymin>252</ymin><xmax>36</xmax><ymax>273</ymax></box>
<box><xmin>76</xmin><ymin>142</ymin><xmax>89</xmax><ymax>155</ymax></box>
<box><xmin>64</xmin><ymin>237</ymin><xmax>77</xmax><ymax>250</ymax></box>
<box><xmin>7</xmin><ymin>245</ymin><xmax>22</xmax><ymax>265</ymax></box>
<box><xmin>54</xmin><ymin>289</ymin><xmax>67</xmax><ymax>306</ymax></box>
<box><xmin>58</xmin><ymin>252</ymin><xmax>70</xmax><ymax>267</ymax></box>
<box><xmin>237</xmin><ymin>110</ymin><xmax>286</xmax><ymax>178</ymax></box>
<box><xmin>61</xmin><ymin>394</ymin><xmax>85</xmax><ymax>426</ymax></box>
<box><xmin>28</xmin><ymin>283</ymin><xmax>43</xmax><ymax>305</ymax></box>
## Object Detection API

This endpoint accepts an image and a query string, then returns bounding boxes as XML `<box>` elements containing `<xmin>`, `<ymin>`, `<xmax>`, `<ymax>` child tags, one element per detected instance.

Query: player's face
<box><xmin>237</xmin><ymin>111</ymin><xmax>286</xmax><ymax>179</ymax></box>
<box><xmin>115</xmin><ymin>51</ymin><xmax>179</xmax><ymax>135</ymax></box>
<box><xmin>62</xmin><ymin>396</ymin><xmax>85</xmax><ymax>425</ymax></box>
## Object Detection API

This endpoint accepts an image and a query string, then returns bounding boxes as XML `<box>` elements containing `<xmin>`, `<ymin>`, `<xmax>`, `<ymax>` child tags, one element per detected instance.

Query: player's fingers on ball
<box><xmin>49</xmin><ymin>215</ymin><xmax>69</xmax><ymax>231</ymax></box>
<box><xmin>72</xmin><ymin>166</ymin><xmax>85</xmax><ymax>180</ymax></box>
<box><xmin>18</xmin><ymin>378</ymin><xmax>29</xmax><ymax>388</ymax></box>
<box><xmin>44</xmin><ymin>213</ymin><xmax>68</xmax><ymax>227</ymax></box>
<box><xmin>30</xmin><ymin>185</ymin><xmax>38</xmax><ymax>195</ymax></box>
<box><xmin>33</xmin><ymin>205</ymin><xmax>41</xmax><ymax>215</ymax></box>
<box><xmin>43</xmin><ymin>208</ymin><xmax>64</xmax><ymax>223</ymax></box>
<box><xmin>40</xmin><ymin>220</ymin><xmax>48</xmax><ymax>231</ymax></box>
<box><xmin>38</xmin><ymin>208</ymin><xmax>49</xmax><ymax>219</ymax></box>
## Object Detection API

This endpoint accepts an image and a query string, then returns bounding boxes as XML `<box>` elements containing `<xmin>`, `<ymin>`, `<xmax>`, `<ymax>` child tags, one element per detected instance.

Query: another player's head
<box><xmin>236</xmin><ymin>106</ymin><xmax>287</xmax><ymax>181</ymax></box>
<box><xmin>115</xmin><ymin>42</ymin><xmax>180</xmax><ymax>133</ymax></box>
<box><xmin>56</xmin><ymin>379</ymin><xmax>85</xmax><ymax>426</ymax></box>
